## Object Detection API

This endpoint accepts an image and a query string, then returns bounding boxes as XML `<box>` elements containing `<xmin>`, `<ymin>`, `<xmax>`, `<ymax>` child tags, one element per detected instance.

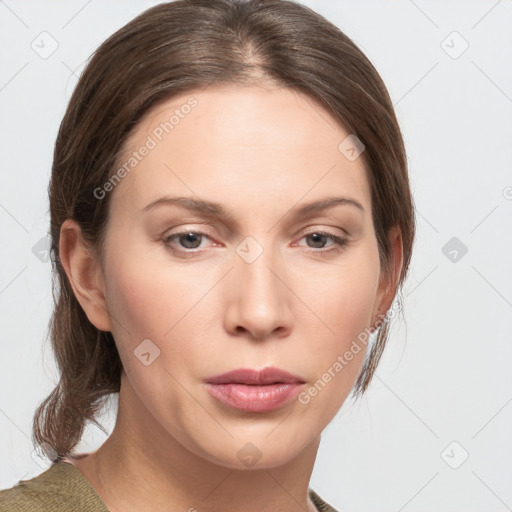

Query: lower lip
<box><xmin>204</xmin><ymin>382</ymin><xmax>305</xmax><ymax>412</ymax></box>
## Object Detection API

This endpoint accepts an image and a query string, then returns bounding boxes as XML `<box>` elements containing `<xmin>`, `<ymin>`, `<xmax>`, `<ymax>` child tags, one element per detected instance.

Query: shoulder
<box><xmin>308</xmin><ymin>488</ymin><xmax>339</xmax><ymax>512</ymax></box>
<box><xmin>0</xmin><ymin>463</ymin><xmax>64</xmax><ymax>512</ymax></box>
<box><xmin>0</xmin><ymin>462</ymin><xmax>109</xmax><ymax>512</ymax></box>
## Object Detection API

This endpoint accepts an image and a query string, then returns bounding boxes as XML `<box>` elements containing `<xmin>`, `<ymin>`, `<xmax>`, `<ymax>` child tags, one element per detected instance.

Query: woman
<box><xmin>0</xmin><ymin>0</ymin><xmax>415</xmax><ymax>510</ymax></box>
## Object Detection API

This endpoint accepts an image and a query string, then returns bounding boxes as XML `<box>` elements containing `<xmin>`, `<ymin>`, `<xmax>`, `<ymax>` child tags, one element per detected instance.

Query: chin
<box><xmin>182</xmin><ymin>423</ymin><xmax>318</xmax><ymax>470</ymax></box>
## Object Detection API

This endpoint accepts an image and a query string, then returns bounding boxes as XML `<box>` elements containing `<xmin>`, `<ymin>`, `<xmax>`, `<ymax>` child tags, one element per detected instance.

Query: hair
<box><xmin>33</xmin><ymin>0</ymin><xmax>415</xmax><ymax>461</ymax></box>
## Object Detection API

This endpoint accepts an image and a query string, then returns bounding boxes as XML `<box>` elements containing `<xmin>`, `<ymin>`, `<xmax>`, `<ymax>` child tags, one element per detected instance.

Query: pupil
<box><xmin>309</xmin><ymin>233</ymin><xmax>326</xmax><ymax>248</ymax></box>
<box><xmin>180</xmin><ymin>232</ymin><xmax>201</xmax><ymax>248</ymax></box>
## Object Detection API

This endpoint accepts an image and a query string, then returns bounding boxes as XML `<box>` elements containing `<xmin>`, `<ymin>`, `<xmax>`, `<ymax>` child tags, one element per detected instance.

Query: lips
<box><xmin>203</xmin><ymin>367</ymin><xmax>306</xmax><ymax>412</ymax></box>
<box><xmin>204</xmin><ymin>367</ymin><xmax>305</xmax><ymax>385</ymax></box>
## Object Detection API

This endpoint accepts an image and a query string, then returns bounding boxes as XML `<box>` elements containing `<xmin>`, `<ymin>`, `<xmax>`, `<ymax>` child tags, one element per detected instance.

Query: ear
<box><xmin>372</xmin><ymin>226</ymin><xmax>403</xmax><ymax>325</ymax></box>
<box><xmin>58</xmin><ymin>219</ymin><xmax>112</xmax><ymax>332</ymax></box>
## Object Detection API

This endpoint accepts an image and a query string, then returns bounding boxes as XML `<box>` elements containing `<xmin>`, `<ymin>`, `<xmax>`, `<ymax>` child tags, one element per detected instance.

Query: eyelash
<box><xmin>162</xmin><ymin>230</ymin><xmax>348</xmax><ymax>256</ymax></box>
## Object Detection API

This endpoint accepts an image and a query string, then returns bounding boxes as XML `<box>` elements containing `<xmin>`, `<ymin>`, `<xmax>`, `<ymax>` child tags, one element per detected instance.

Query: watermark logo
<box><xmin>440</xmin><ymin>441</ymin><xmax>469</xmax><ymax>469</ymax></box>
<box><xmin>235</xmin><ymin>236</ymin><xmax>264</xmax><ymax>264</ymax></box>
<box><xmin>441</xmin><ymin>31</ymin><xmax>469</xmax><ymax>60</ymax></box>
<box><xmin>32</xmin><ymin>235</ymin><xmax>51</xmax><ymax>263</ymax></box>
<box><xmin>237</xmin><ymin>442</ymin><xmax>262</xmax><ymax>467</ymax></box>
<box><xmin>442</xmin><ymin>236</ymin><xmax>468</xmax><ymax>263</ymax></box>
<box><xmin>31</xmin><ymin>31</ymin><xmax>59</xmax><ymax>59</ymax></box>
<box><xmin>134</xmin><ymin>338</ymin><xmax>161</xmax><ymax>366</ymax></box>
<box><xmin>338</xmin><ymin>134</ymin><xmax>365</xmax><ymax>161</ymax></box>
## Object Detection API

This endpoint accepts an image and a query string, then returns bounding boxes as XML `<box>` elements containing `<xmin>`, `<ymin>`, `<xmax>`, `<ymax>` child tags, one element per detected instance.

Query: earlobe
<box><xmin>59</xmin><ymin>219</ymin><xmax>112</xmax><ymax>332</ymax></box>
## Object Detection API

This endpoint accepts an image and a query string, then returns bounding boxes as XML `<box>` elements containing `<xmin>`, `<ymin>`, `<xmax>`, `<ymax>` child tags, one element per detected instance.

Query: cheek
<box><xmin>104</xmin><ymin>259</ymin><xmax>183</xmax><ymax>345</ymax></box>
<box><xmin>294</xmin><ymin>244</ymin><xmax>381</xmax><ymax>408</ymax></box>
<box><xmin>101</xmin><ymin>253</ymin><xmax>203</xmax><ymax>422</ymax></box>
<box><xmin>102</xmin><ymin>242</ymin><xmax>218</xmax><ymax>378</ymax></box>
<box><xmin>299</xmin><ymin>245</ymin><xmax>381</xmax><ymax>347</ymax></box>
<box><xmin>326</xmin><ymin>265</ymin><xmax>378</xmax><ymax>340</ymax></box>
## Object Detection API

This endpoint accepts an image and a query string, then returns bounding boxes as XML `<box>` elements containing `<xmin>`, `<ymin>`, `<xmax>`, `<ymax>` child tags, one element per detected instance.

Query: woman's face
<box><xmin>98</xmin><ymin>84</ymin><xmax>389</xmax><ymax>468</ymax></box>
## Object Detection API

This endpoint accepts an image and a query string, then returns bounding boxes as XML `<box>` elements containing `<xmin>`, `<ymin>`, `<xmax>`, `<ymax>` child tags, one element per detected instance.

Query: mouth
<box><xmin>203</xmin><ymin>367</ymin><xmax>306</xmax><ymax>412</ymax></box>
<box><xmin>204</xmin><ymin>366</ymin><xmax>305</xmax><ymax>385</ymax></box>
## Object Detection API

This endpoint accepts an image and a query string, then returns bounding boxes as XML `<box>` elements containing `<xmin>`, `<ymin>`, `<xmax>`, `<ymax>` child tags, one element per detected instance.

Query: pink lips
<box><xmin>204</xmin><ymin>367</ymin><xmax>306</xmax><ymax>412</ymax></box>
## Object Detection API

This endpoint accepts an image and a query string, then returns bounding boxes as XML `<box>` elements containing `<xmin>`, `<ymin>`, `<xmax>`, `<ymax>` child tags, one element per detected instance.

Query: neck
<box><xmin>73</xmin><ymin>372</ymin><xmax>321</xmax><ymax>512</ymax></box>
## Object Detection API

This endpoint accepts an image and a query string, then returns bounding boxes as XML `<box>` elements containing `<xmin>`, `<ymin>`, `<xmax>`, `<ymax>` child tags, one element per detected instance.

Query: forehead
<box><xmin>110</xmin><ymin>84</ymin><xmax>371</xmax><ymax>216</ymax></box>
<box><xmin>138</xmin><ymin>84</ymin><xmax>342</xmax><ymax>146</ymax></box>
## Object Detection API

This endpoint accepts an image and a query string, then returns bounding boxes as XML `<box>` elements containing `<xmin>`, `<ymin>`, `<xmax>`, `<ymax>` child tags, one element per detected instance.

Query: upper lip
<box><xmin>204</xmin><ymin>366</ymin><xmax>305</xmax><ymax>385</ymax></box>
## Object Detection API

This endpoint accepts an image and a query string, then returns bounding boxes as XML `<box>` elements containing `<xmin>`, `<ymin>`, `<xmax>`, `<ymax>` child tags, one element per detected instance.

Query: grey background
<box><xmin>1</xmin><ymin>1</ymin><xmax>511</xmax><ymax>510</ymax></box>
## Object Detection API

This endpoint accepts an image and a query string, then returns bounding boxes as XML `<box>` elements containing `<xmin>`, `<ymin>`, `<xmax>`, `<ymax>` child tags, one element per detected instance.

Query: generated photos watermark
<box><xmin>93</xmin><ymin>96</ymin><xmax>198</xmax><ymax>200</ymax></box>
<box><xmin>298</xmin><ymin>299</ymin><xmax>401</xmax><ymax>405</ymax></box>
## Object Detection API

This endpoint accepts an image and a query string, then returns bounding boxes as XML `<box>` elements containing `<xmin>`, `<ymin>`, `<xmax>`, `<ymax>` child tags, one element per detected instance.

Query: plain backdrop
<box><xmin>1</xmin><ymin>1</ymin><xmax>511</xmax><ymax>511</ymax></box>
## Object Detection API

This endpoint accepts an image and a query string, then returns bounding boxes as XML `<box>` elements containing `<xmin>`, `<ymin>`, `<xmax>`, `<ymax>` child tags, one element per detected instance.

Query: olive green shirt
<box><xmin>0</xmin><ymin>461</ymin><xmax>338</xmax><ymax>511</ymax></box>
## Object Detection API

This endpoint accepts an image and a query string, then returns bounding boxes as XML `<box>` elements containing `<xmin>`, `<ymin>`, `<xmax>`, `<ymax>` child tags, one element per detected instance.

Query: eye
<box><xmin>163</xmin><ymin>231</ymin><xmax>213</xmax><ymax>253</ymax></box>
<box><xmin>298</xmin><ymin>231</ymin><xmax>347</xmax><ymax>253</ymax></box>
<box><xmin>161</xmin><ymin>229</ymin><xmax>348</xmax><ymax>257</ymax></box>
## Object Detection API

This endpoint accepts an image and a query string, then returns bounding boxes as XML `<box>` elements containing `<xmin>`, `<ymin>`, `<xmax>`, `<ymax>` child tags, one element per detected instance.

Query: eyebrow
<box><xmin>142</xmin><ymin>195</ymin><xmax>364</xmax><ymax>224</ymax></box>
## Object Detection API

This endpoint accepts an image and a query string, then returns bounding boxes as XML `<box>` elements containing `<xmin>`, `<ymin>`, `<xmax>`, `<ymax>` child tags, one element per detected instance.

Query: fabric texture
<box><xmin>0</xmin><ymin>461</ymin><xmax>109</xmax><ymax>512</ymax></box>
<box><xmin>0</xmin><ymin>461</ymin><xmax>338</xmax><ymax>511</ymax></box>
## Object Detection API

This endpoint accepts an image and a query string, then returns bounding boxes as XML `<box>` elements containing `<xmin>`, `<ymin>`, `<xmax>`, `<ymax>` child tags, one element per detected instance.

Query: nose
<box><xmin>223</xmin><ymin>244</ymin><xmax>293</xmax><ymax>341</ymax></box>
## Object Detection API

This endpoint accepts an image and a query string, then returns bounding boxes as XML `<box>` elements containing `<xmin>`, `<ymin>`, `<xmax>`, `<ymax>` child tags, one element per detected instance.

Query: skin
<box><xmin>59</xmin><ymin>84</ymin><xmax>403</xmax><ymax>512</ymax></box>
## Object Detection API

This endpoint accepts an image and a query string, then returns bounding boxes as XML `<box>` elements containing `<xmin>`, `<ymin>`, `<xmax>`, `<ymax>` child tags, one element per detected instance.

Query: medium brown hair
<box><xmin>33</xmin><ymin>0</ymin><xmax>415</xmax><ymax>460</ymax></box>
